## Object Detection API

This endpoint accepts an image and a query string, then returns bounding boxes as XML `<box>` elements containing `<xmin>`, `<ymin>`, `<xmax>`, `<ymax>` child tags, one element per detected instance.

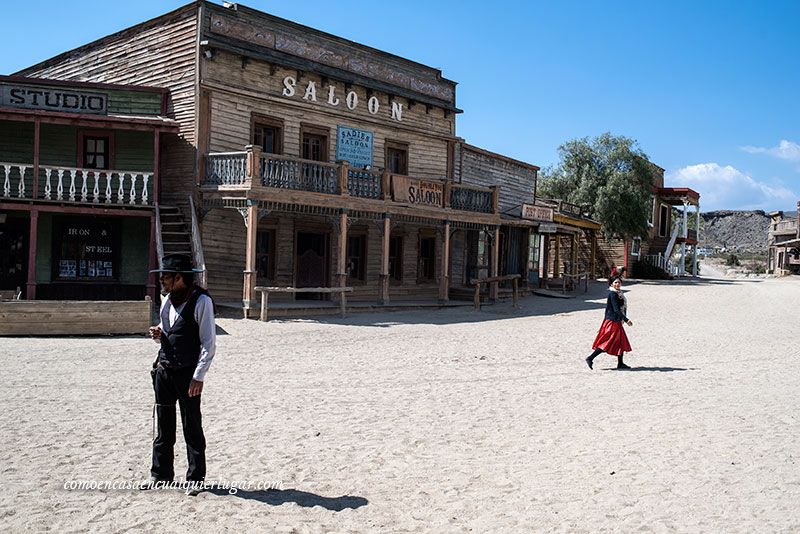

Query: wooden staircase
<box><xmin>157</xmin><ymin>205</ymin><xmax>192</xmax><ymax>258</ymax></box>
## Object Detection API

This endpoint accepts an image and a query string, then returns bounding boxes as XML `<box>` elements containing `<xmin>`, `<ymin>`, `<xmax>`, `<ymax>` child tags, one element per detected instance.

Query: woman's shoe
<box><xmin>585</xmin><ymin>356</ymin><xmax>594</xmax><ymax>370</ymax></box>
<box><xmin>616</xmin><ymin>362</ymin><xmax>631</xmax><ymax>370</ymax></box>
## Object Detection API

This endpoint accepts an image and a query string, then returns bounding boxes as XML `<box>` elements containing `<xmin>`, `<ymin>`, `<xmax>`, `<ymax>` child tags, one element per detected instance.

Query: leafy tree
<box><xmin>538</xmin><ymin>132</ymin><xmax>657</xmax><ymax>240</ymax></box>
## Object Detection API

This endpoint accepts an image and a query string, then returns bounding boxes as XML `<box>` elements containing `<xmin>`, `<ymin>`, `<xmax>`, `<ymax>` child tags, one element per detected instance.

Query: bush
<box><xmin>726</xmin><ymin>254</ymin><xmax>740</xmax><ymax>266</ymax></box>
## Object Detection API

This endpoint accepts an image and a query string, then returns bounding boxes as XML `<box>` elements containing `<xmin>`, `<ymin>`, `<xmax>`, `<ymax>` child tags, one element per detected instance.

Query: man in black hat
<box><xmin>143</xmin><ymin>254</ymin><xmax>215</xmax><ymax>496</ymax></box>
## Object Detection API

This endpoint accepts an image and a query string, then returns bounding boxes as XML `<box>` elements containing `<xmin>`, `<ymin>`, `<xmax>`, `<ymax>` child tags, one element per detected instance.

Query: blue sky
<box><xmin>2</xmin><ymin>1</ymin><xmax>798</xmax><ymax>212</ymax></box>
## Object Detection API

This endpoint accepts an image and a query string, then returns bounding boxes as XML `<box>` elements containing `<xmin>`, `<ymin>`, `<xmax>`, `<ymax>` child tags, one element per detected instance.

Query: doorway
<box><xmin>295</xmin><ymin>231</ymin><xmax>329</xmax><ymax>299</ymax></box>
<box><xmin>0</xmin><ymin>215</ymin><xmax>29</xmax><ymax>296</ymax></box>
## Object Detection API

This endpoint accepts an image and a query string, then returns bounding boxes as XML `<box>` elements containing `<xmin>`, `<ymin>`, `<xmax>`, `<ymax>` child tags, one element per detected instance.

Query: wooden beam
<box><xmin>32</xmin><ymin>119</ymin><xmax>40</xmax><ymax>200</ymax></box>
<box><xmin>439</xmin><ymin>220</ymin><xmax>450</xmax><ymax>302</ymax></box>
<box><xmin>0</xmin><ymin>201</ymin><xmax>153</xmax><ymax>217</ymax></box>
<box><xmin>26</xmin><ymin>209</ymin><xmax>38</xmax><ymax>299</ymax></box>
<box><xmin>380</xmin><ymin>214</ymin><xmax>390</xmax><ymax>304</ymax></box>
<box><xmin>153</xmin><ymin>130</ymin><xmax>161</xmax><ymax>204</ymax></box>
<box><xmin>243</xmin><ymin>202</ymin><xmax>258</xmax><ymax>318</ymax></box>
<box><xmin>147</xmin><ymin>213</ymin><xmax>159</xmax><ymax>305</ymax></box>
<box><xmin>490</xmin><ymin>226</ymin><xmax>500</xmax><ymax>301</ymax></box>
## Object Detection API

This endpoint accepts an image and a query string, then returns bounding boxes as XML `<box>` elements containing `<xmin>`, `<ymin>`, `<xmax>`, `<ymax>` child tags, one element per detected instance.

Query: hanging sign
<box><xmin>335</xmin><ymin>126</ymin><xmax>374</xmax><ymax>168</ymax></box>
<box><xmin>392</xmin><ymin>176</ymin><xmax>444</xmax><ymax>207</ymax></box>
<box><xmin>521</xmin><ymin>203</ymin><xmax>554</xmax><ymax>222</ymax></box>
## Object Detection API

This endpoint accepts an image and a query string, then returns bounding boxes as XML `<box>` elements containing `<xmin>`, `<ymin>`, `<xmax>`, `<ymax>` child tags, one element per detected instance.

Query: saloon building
<box><xmin>12</xmin><ymin>1</ymin><xmax>606</xmax><ymax>312</ymax></box>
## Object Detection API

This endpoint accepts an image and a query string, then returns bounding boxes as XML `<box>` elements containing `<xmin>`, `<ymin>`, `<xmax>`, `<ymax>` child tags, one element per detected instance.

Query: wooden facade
<box><xmin>0</xmin><ymin>76</ymin><xmax>178</xmax><ymax>301</ymax></box>
<box><xmin>767</xmin><ymin>204</ymin><xmax>800</xmax><ymax>275</ymax></box>
<box><xmin>15</xmin><ymin>1</ymin><xmax>597</xmax><ymax>311</ymax></box>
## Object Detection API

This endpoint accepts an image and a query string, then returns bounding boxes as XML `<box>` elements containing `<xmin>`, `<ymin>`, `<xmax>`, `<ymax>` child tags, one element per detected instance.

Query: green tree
<box><xmin>538</xmin><ymin>132</ymin><xmax>657</xmax><ymax>240</ymax></box>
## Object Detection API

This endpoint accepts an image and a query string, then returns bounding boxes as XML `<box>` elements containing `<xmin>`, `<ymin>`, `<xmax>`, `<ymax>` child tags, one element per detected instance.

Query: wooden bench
<box><xmin>0</xmin><ymin>297</ymin><xmax>152</xmax><ymax>336</ymax></box>
<box><xmin>469</xmin><ymin>274</ymin><xmax>521</xmax><ymax>310</ymax></box>
<box><xmin>254</xmin><ymin>286</ymin><xmax>354</xmax><ymax>322</ymax></box>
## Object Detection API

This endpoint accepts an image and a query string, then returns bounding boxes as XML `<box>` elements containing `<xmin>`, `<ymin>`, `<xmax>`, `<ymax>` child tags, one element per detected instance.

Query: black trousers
<box><xmin>151</xmin><ymin>366</ymin><xmax>206</xmax><ymax>481</ymax></box>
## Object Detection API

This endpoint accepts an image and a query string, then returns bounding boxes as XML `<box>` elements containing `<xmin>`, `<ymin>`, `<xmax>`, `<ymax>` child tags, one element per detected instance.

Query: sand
<box><xmin>1</xmin><ymin>274</ymin><xmax>799</xmax><ymax>533</ymax></box>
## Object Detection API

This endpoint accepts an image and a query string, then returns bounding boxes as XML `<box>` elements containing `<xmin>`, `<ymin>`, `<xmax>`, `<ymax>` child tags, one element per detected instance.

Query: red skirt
<box><xmin>592</xmin><ymin>319</ymin><xmax>632</xmax><ymax>356</ymax></box>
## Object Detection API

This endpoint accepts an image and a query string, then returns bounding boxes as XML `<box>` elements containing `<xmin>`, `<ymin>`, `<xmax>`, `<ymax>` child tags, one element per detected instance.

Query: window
<box><xmin>301</xmin><ymin>125</ymin><xmax>328</xmax><ymax>162</ymax></box>
<box><xmin>386</xmin><ymin>142</ymin><xmax>408</xmax><ymax>175</ymax></box>
<box><xmin>418</xmin><ymin>235</ymin><xmax>436</xmax><ymax>281</ymax></box>
<box><xmin>252</xmin><ymin>116</ymin><xmax>283</xmax><ymax>155</ymax></box>
<box><xmin>256</xmin><ymin>229</ymin><xmax>276</xmax><ymax>281</ymax></box>
<box><xmin>78</xmin><ymin>131</ymin><xmax>113</xmax><ymax>170</ymax></box>
<box><xmin>52</xmin><ymin>216</ymin><xmax>118</xmax><ymax>281</ymax></box>
<box><xmin>658</xmin><ymin>204</ymin><xmax>669</xmax><ymax>237</ymax></box>
<box><xmin>631</xmin><ymin>237</ymin><xmax>642</xmax><ymax>257</ymax></box>
<box><xmin>389</xmin><ymin>236</ymin><xmax>403</xmax><ymax>281</ymax></box>
<box><xmin>347</xmin><ymin>234</ymin><xmax>367</xmax><ymax>281</ymax></box>
<box><xmin>647</xmin><ymin>195</ymin><xmax>655</xmax><ymax>227</ymax></box>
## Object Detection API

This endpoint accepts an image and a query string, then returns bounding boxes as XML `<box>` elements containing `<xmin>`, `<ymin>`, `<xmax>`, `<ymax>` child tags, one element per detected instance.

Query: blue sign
<box><xmin>336</xmin><ymin>126</ymin><xmax>374</xmax><ymax>168</ymax></box>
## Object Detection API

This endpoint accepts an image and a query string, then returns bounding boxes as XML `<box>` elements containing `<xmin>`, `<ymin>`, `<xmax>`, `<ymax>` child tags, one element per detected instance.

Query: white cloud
<box><xmin>741</xmin><ymin>140</ymin><xmax>800</xmax><ymax>162</ymax></box>
<box><xmin>666</xmin><ymin>163</ymin><xmax>796</xmax><ymax>211</ymax></box>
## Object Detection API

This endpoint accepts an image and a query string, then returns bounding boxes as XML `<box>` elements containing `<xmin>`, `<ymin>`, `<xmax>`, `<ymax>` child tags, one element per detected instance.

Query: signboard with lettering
<box><xmin>538</xmin><ymin>223</ymin><xmax>558</xmax><ymax>234</ymax></box>
<box><xmin>391</xmin><ymin>175</ymin><xmax>444</xmax><ymax>207</ymax></box>
<box><xmin>53</xmin><ymin>218</ymin><xmax>117</xmax><ymax>281</ymax></box>
<box><xmin>521</xmin><ymin>203</ymin><xmax>554</xmax><ymax>222</ymax></box>
<box><xmin>0</xmin><ymin>84</ymin><xmax>108</xmax><ymax>115</ymax></box>
<box><xmin>335</xmin><ymin>126</ymin><xmax>374</xmax><ymax>168</ymax></box>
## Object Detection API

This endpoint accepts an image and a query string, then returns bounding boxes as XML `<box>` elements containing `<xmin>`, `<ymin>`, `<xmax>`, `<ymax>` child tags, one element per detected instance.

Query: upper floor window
<box><xmin>251</xmin><ymin>115</ymin><xmax>283</xmax><ymax>155</ymax></box>
<box><xmin>386</xmin><ymin>141</ymin><xmax>408</xmax><ymax>175</ymax></box>
<box><xmin>79</xmin><ymin>131</ymin><xmax>113</xmax><ymax>170</ymax></box>
<box><xmin>301</xmin><ymin>124</ymin><xmax>329</xmax><ymax>162</ymax></box>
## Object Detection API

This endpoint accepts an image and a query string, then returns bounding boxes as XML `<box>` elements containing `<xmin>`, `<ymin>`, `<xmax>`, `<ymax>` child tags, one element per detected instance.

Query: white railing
<box><xmin>643</xmin><ymin>254</ymin><xmax>678</xmax><ymax>276</ymax></box>
<box><xmin>0</xmin><ymin>162</ymin><xmax>152</xmax><ymax>205</ymax></box>
<box><xmin>188</xmin><ymin>195</ymin><xmax>207</xmax><ymax>288</ymax></box>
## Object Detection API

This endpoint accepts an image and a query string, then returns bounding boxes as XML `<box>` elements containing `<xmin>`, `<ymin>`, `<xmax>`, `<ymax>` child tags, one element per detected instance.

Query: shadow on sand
<box><xmin>208</xmin><ymin>487</ymin><xmax>368</xmax><ymax>511</ymax></box>
<box><xmin>604</xmin><ymin>366</ymin><xmax>695</xmax><ymax>372</ymax></box>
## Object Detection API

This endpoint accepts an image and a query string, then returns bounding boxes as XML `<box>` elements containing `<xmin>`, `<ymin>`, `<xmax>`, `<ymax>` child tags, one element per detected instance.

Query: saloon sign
<box><xmin>281</xmin><ymin>76</ymin><xmax>404</xmax><ymax>122</ymax></box>
<box><xmin>0</xmin><ymin>84</ymin><xmax>107</xmax><ymax>114</ymax></box>
<box><xmin>520</xmin><ymin>203</ymin><xmax>554</xmax><ymax>222</ymax></box>
<box><xmin>392</xmin><ymin>175</ymin><xmax>444</xmax><ymax>207</ymax></box>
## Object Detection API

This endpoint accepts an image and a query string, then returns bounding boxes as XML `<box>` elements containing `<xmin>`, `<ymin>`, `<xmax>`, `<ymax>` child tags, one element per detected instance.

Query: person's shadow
<box><xmin>209</xmin><ymin>487</ymin><xmax>368</xmax><ymax>511</ymax></box>
<box><xmin>607</xmin><ymin>366</ymin><xmax>694</xmax><ymax>372</ymax></box>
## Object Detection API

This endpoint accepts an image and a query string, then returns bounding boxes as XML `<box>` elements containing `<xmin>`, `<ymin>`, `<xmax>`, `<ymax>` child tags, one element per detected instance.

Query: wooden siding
<box><xmin>201</xmin><ymin>207</ymin><xmax>246</xmax><ymax>304</ymax></box>
<box><xmin>17</xmin><ymin>8</ymin><xmax>199</xmax><ymax>208</ymax></box>
<box><xmin>0</xmin><ymin>299</ymin><xmax>152</xmax><ymax>336</ymax></box>
<box><xmin>455</xmin><ymin>143</ymin><xmax>538</xmax><ymax>214</ymax></box>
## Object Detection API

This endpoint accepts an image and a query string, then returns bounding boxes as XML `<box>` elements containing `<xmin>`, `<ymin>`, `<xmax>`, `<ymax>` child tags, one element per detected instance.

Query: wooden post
<box><xmin>693</xmin><ymin>204</ymin><xmax>700</xmax><ymax>276</ymax></box>
<box><xmin>490</xmin><ymin>186</ymin><xmax>499</xmax><ymax>214</ymax></box>
<box><xmin>340</xmin><ymin>291</ymin><xmax>347</xmax><ymax>318</ymax></box>
<box><xmin>260</xmin><ymin>290</ymin><xmax>268</xmax><ymax>322</ymax></box>
<box><xmin>439</xmin><ymin>220</ymin><xmax>451</xmax><ymax>302</ymax></box>
<box><xmin>554</xmin><ymin>235</ymin><xmax>560</xmax><ymax>277</ymax></box>
<box><xmin>153</xmin><ymin>130</ymin><xmax>161</xmax><ymax>204</ymax></box>
<box><xmin>26</xmin><ymin>209</ymin><xmax>38</xmax><ymax>299</ymax></box>
<box><xmin>512</xmin><ymin>276</ymin><xmax>519</xmax><ymax>308</ymax></box>
<box><xmin>243</xmin><ymin>202</ymin><xmax>258</xmax><ymax>318</ymax></box>
<box><xmin>32</xmin><ymin>118</ymin><xmax>40</xmax><ymax>199</ymax></box>
<box><xmin>443</xmin><ymin>182</ymin><xmax>452</xmax><ymax>209</ymax></box>
<box><xmin>590</xmin><ymin>231</ymin><xmax>596</xmax><ymax>279</ymax></box>
<box><xmin>338</xmin><ymin>161</ymin><xmax>350</xmax><ymax>196</ymax></box>
<box><xmin>572</xmin><ymin>233</ymin><xmax>578</xmax><ymax>275</ymax></box>
<box><xmin>379</xmin><ymin>213</ymin><xmax>390</xmax><ymax>304</ymax></box>
<box><xmin>245</xmin><ymin>144</ymin><xmax>262</xmax><ymax>188</ymax></box>
<box><xmin>381</xmin><ymin>171</ymin><xmax>390</xmax><ymax>200</ymax></box>
<box><xmin>490</xmin><ymin>226</ymin><xmax>500</xmax><ymax>301</ymax></box>
<box><xmin>474</xmin><ymin>282</ymin><xmax>481</xmax><ymax>310</ymax></box>
<box><xmin>336</xmin><ymin>209</ymin><xmax>348</xmax><ymax>298</ymax></box>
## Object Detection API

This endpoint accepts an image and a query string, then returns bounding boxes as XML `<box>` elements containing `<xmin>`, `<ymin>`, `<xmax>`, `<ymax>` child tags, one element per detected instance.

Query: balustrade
<box><xmin>449</xmin><ymin>185</ymin><xmax>493</xmax><ymax>213</ymax></box>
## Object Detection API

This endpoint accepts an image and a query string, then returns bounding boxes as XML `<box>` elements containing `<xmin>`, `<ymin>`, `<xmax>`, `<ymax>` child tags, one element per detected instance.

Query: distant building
<box><xmin>767</xmin><ymin>203</ymin><xmax>800</xmax><ymax>275</ymax></box>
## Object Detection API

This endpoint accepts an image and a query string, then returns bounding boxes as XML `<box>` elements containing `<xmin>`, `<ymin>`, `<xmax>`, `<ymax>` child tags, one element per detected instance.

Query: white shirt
<box><xmin>158</xmin><ymin>291</ymin><xmax>216</xmax><ymax>382</ymax></box>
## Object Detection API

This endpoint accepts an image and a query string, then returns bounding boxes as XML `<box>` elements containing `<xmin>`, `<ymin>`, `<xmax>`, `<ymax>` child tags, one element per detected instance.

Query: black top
<box><xmin>604</xmin><ymin>290</ymin><xmax>629</xmax><ymax>323</ymax></box>
<box><xmin>158</xmin><ymin>290</ymin><xmax>202</xmax><ymax>368</ymax></box>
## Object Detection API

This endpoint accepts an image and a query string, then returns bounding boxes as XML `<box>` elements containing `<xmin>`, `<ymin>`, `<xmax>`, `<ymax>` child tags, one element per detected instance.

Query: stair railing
<box><xmin>188</xmin><ymin>195</ymin><xmax>207</xmax><ymax>288</ymax></box>
<box><xmin>154</xmin><ymin>203</ymin><xmax>165</xmax><ymax>268</ymax></box>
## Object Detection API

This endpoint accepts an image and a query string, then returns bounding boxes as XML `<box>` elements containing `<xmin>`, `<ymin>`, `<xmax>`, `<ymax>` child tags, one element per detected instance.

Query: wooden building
<box><xmin>767</xmin><ymin>202</ymin><xmax>800</xmax><ymax>275</ymax></box>
<box><xmin>0</xmin><ymin>76</ymin><xmax>178</xmax><ymax>300</ymax></box>
<box><xmin>18</xmin><ymin>1</ymin><xmax>555</xmax><ymax>313</ymax></box>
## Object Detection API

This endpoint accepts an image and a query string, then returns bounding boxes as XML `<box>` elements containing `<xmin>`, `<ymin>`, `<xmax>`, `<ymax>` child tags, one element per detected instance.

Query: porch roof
<box><xmin>0</xmin><ymin>106</ymin><xmax>180</xmax><ymax>132</ymax></box>
<box><xmin>656</xmin><ymin>187</ymin><xmax>701</xmax><ymax>206</ymax></box>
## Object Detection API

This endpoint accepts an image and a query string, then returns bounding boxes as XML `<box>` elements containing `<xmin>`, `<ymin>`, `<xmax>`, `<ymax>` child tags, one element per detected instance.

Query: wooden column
<box><xmin>590</xmin><ymin>231</ymin><xmax>596</xmax><ymax>279</ymax></box>
<box><xmin>681</xmin><ymin>201</ymin><xmax>688</xmax><ymax>276</ymax></box>
<box><xmin>153</xmin><ymin>130</ymin><xmax>161</xmax><ymax>204</ymax></box>
<box><xmin>26</xmin><ymin>209</ymin><xmax>38</xmax><ymax>299</ymax></box>
<box><xmin>693</xmin><ymin>204</ymin><xmax>700</xmax><ymax>276</ymax></box>
<box><xmin>147</xmin><ymin>213</ymin><xmax>159</xmax><ymax>304</ymax></box>
<box><xmin>572</xmin><ymin>233</ymin><xmax>579</xmax><ymax>275</ymax></box>
<box><xmin>245</xmin><ymin>144</ymin><xmax>262</xmax><ymax>189</ymax></box>
<box><xmin>242</xmin><ymin>202</ymin><xmax>258</xmax><ymax>318</ymax></box>
<box><xmin>490</xmin><ymin>226</ymin><xmax>500</xmax><ymax>301</ymax></box>
<box><xmin>338</xmin><ymin>161</ymin><xmax>350</xmax><ymax>196</ymax></box>
<box><xmin>439</xmin><ymin>220</ymin><xmax>451</xmax><ymax>303</ymax></box>
<box><xmin>541</xmin><ymin>235</ymin><xmax>550</xmax><ymax>284</ymax></box>
<box><xmin>336</xmin><ymin>209</ymin><xmax>348</xmax><ymax>294</ymax></box>
<box><xmin>379</xmin><ymin>213</ymin><xmax>391</xmax><ymax>304</ymax></box>
<box><xmin>32</xmin><ymin>119</ymin><xmax>40</xmax><ymax>199</ymax></box>
<box><xmin>380</xmin><ymin>172</ymin><xmax>390</xmax><ymax>201</ymax></box>
<box><xmin>554</xmin><ymin>235</ymin><xmax>560</xmax><ymax>277</ymax></box>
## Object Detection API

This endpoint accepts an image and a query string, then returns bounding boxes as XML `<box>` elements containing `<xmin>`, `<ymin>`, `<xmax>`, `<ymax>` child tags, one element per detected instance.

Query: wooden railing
<box><xmin>202</xmin><ymin>147</ymin><xmax>501</xmax><ymax>214</ymax></box>
<box><xmin>536</xmin><ymin>198</ymin><xmax>585</xmax><ymax>218</ymax></box>
<box><xmin>643</xmin><ymin>254</ymin><xmax>678</xmax><ymax>276</ymax></box>
<box><xmin>261</xmin><ymin>153</ymin><xmax>339</xmax><ymax>194</ymax></box>
<box><xmin>470</xmin><ymin>274</ymin><xmax>521</xmax><ymax>310</ymax></box>
<box><xmin>450</xmin><ymin>184</ymin><xmax>495</xmax><ymax>213</ymax></box>
<box><xmin>1</xmin><ymin>161</ymin><xmax>153</xmax><ymax>205</ymax></box>
<box><xmin>347</xmin><ymin>168</ymin><xmax>382</xmax><ymax>199</ymax></box>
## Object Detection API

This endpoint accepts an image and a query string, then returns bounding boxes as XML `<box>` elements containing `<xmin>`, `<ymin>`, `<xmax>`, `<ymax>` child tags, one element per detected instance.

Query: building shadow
<box><xmin>208</xmin><ymin>487</ymin><xmax>368</xmax><ymax>511</ymax></box>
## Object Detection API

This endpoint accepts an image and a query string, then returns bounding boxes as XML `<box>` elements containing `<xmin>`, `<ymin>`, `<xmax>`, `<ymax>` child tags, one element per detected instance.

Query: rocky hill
<box><xmin>699</xmin><ymin>210</ymin><xmax>795</xmax><ymax>254</ymax></box>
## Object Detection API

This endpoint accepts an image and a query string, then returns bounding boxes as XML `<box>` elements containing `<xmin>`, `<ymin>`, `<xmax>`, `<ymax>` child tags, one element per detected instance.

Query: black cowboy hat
<box><xmin>150</xmin><ymin>253</ymin><xmax>205</xmax><ymax>273</ymax></box>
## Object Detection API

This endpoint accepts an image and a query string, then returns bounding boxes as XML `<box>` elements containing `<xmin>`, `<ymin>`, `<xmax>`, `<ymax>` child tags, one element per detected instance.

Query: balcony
<box><xmin>0</xmin><ymin>161</ymin><xmax>153</xmax><ymax>206</ymax></box>
<box><xmin>203</xmin><ymin>146</ymin><xmax>498</xmax><ymax>214</ymax></box>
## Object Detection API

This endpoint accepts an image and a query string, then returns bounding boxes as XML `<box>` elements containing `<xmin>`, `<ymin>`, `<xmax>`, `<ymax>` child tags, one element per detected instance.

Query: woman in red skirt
<box><xmin>585</xmin><ymin>276</ymin><xmax>633</xmax><ymax>369</ymax></box>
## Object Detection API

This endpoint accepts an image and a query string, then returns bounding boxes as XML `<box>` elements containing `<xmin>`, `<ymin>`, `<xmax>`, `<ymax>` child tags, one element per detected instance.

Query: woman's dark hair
<box><xmin>608</xmin><ymin>275</ymin><xmax>622</xmax><ymax>286</ymax></box>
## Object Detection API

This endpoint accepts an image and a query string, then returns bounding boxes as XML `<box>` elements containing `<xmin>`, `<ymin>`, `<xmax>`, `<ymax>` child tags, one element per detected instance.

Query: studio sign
<box><xmin>0</xmin><ymin>84</ymin><xmax>108</xmax><ymax>114</ymax></box>
<box><xmin>281</xmin><ymin>76</ymin><xmax>404</xmax><ymax>122</ymax></box>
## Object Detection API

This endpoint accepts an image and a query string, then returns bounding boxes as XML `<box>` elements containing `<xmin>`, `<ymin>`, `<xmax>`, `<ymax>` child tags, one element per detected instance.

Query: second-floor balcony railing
<box><xmin>1</xmin><ymin>161</ymin><xmax>153</xmax><ymax>205</ymax></box>
<box><xmin>202</xmin><ymin>146</ymin><xmax>499</xmax><ymax>214</ymax></box>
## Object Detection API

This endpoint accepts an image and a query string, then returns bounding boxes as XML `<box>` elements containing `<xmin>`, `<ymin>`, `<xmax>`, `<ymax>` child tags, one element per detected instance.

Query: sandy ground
<box><xmin>1</xmin><ymin>275</ymin><xmax>799</xmax><ymax>533</ymax></box>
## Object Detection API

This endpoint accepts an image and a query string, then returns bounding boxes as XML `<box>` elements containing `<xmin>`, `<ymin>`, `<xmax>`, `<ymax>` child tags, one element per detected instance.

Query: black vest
<box><xmin>159</xmin><ymin>290</ymin><xmax>202</xmax><ymax>368</ymax></box>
